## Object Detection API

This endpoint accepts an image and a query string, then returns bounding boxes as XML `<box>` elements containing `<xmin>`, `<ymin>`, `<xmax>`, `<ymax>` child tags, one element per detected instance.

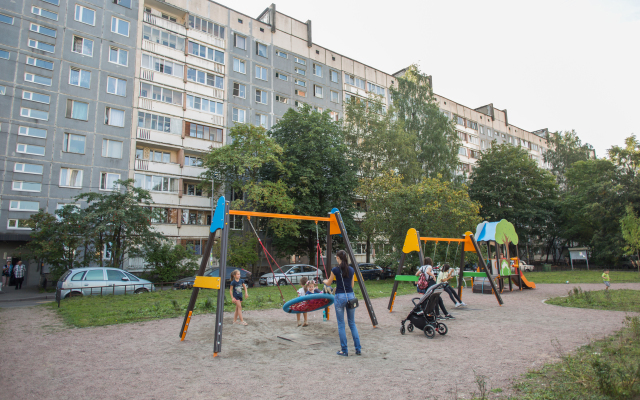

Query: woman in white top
<box><xmin>415</xmin><ymin>258</ymin><xmax>454</xmax><ymax>319</ymax></box>
<box><xmin>437</xmin><ymin>264</ymin><xmax>467</xmax><ymax>308</ymax></box>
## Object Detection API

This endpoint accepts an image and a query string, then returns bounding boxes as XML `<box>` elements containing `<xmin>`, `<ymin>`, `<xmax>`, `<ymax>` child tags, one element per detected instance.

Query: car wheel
<box><xmin>134</xmin><ymin>288</ymin><xmax>149</xmax><ymax>294</ymax></box>
<box><xmin>66</xmin><ymin>291</ymin><xmax>83</xmax><ymax>298</ymax></box>
<box><xmin>278</xmin><ymin>279</ymin><xmax>287</xmax><ymax>286</ymax></box>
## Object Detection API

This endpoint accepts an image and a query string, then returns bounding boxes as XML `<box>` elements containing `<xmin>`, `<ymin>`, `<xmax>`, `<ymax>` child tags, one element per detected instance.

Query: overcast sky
<box><xmin>236</xmin><ymin>0</ymin><xmax>639</xmax><ymax>157</ymax></box>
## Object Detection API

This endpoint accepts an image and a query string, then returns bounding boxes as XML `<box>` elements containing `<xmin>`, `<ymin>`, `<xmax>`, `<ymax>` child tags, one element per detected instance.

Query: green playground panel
<box><xmin>394</xmin><ymin>275</ymin><xmax>419</xmax><ymax>282</ymax></box>
<box><xmin>462</xmin><ymin>271</ymin><xmax>489</xmax><ymax>278</ymax></box>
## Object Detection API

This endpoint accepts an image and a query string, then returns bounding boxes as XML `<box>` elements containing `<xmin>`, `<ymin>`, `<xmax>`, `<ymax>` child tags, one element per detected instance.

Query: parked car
<box><xmin>57</xmin><ymin>268</ymin><xmax>154</xmax><ymax>298</ymax></box>
<box><xmin>259</xmin><ymin>264</ymin><xmax>324</xmax><ymax>286</ymax></box>
<box><xmin>356</xmin><ymin>263</ymin><xmax>384</xmax><ymax>280</ymax></box>
<box><xmin>518</xmin><ymin>260</ymin><xmax>535</xmax><ymax>272</ymax></box>
<box><xmin>620</xmin><ymin>255</ymin><xmax>639</xmax><ymax>270</ymax></box>
<box><xmin>173</xmin><ymin>267</ymin><xmax>253</xmax><ymax>290</ymax></box>
<box><xmin>380</xmin><ymin>264</ymin><xmax>396</xmax><ymax>279</ymax></box>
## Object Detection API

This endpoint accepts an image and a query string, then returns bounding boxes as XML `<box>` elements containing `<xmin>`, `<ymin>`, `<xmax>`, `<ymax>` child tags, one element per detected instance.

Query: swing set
<box><xmin>387</xmin><ymin>228</ymin><xmax>503</xmax><ymax>312</ymax></box>
<box><xmin>179</xmin><ymin>197</ymin><xmax>379</xmax><ymax>357</ymax></box>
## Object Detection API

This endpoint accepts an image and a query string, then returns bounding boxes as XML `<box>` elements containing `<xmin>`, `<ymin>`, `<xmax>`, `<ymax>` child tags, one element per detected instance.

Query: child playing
<box><xmin>305</xmin><ymin>280</ymin><xmax>322</xmax><ymax>295</ymax></box>
<box><xmin>230</xmin><ymin>269</ymin><xmax>249</xmax><ymax>325</ymax></box>
<box><xmin>297</xmin><ymin>277</ymin><xmax>309</xmax><ymax>327</ymax></box>
<box><xmin>602</xmin><ymin>269</ymin><xmax>610</xmax><ymax>290</ymax></box>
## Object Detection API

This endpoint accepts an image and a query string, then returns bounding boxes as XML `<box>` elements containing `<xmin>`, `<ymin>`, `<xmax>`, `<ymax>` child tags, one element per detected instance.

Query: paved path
<box><xmin>0</xmin><ymin>285</ymin><xmax>55</xmax><ymax>308</ymax></box>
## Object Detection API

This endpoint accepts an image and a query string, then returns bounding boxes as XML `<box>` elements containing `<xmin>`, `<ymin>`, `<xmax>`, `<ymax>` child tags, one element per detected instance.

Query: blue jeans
<box><xmin>334</xmin><ymin>292</ymin><xmax>361</xmax><ymax>354</ymax></box>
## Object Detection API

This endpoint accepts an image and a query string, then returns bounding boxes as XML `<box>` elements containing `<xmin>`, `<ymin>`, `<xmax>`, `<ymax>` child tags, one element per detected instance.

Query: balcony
<box><xmin>187</xmin><ymin>29</ymin><xmax>225</xmax><ymax>50</ymax></box>
<box><xmin>344</xmin><ymin>84</ymin><xmax>366</xmax><ymax>97</ymax></box>
<box><xmin>154</xmin><ymin>224</ymin><xmax>180</xmax><ymax>237</ymax></box>
<box><xmin>179</xmin><ymin>224</ymin><xmax>210</xmax><ymax>237</ymax></box>
<box><xmin>142</xmin><ymin>40</ymin><xmax>185</xmax><ymax>63</ymax></box>
<box><xmin>150</xmin><ymin>192</ymin><xmax>180</xmax><ymax>206</ymax></box>
<box><xmin>183</xmin><ymin>136</ymin><xmax>217</xmax><ymax>152</ymax></box>
<box><xmin>144</xmin><ymin>12</ymin><xmax>187</xmax><ymax>36</ymax></box>
<box><xmin>149</xmin><ymin>160</ymin><xmax>182</xmax><ymax>175</ymax></box>
<box><xmin>141</xmin><ymin>68</ymin><xmax>184</xmax><ymax>90</ymax></box>
<box><xmin>185</xmin><ymin>82</ymin><xmax>224</xmax><ymax>100</ymax></box>
<box><xmin>185</xmin><ymin>54</ymin><xmax>224</xmax><ymax>75</ymax></box>
<box><xmin>136</xmin><ymin>128</ymin><xmax>182</xmax><ymax>147</ymax></box>
<box><xmin>182</xmin><ymin>165</ymin><xmax>206</xmax><ymax>179</ymax></box>
<box><xmin>138</xmin><ymin>97</ymin><xmax>183</xmax><ymax>118</ymax></box>
<box><xmin>184</xmin><ymin>109</ymin><xmax>224</xmax><ymax>126</ymax></box>
<box><xmin>180</xmin><ymin>195</ymin><xmax>211</xmax><ymax>208</ymax></box>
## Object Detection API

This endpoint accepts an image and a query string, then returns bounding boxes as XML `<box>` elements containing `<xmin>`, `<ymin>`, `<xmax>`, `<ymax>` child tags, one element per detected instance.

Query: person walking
<box><xmin>1</xmin><ymin>262</ymin><xmax>10</xmax><ymax>291</ymax></box>
<box><xmin>323</xmin><ymin>250</ymin><xmax>361</xmax><ymax>357</ymax></box>
<box><xmin>13</xmin><ymin>261</ymin><xmax>26</xmax><ymax>290</ymax></box>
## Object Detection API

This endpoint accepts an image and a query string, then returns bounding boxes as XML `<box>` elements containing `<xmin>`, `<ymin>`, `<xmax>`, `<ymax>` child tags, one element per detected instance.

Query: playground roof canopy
<box><xmin>475</xmin><ymin>221</ymin><xmax>499</xmax><ymax>242</ymax></box>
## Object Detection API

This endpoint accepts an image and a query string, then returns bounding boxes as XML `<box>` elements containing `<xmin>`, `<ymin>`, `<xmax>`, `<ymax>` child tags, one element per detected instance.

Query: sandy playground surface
<box><xmin>1</xmin><ymin>283</ymin><xmax>638</xmax><ymax>399</ymax></box>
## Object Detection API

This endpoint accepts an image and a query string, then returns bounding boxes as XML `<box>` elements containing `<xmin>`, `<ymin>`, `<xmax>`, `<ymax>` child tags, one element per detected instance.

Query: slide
<box><xmin>510</xmin><ymin>272</ymin><xmax>536</xmax><ymax>289</ymax></box>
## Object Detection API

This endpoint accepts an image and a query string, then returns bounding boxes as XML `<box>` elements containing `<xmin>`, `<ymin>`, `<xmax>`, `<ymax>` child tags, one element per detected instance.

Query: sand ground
<box><xmin>1</xmin><ymin>283</ymin><xmax>637</xmax><ymax>400</ymax></box>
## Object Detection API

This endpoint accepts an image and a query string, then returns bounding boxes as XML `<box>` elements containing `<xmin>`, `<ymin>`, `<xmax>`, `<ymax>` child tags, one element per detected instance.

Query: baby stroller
<box><xmin>400</xmin><ymin>283</ymin><xmax>448</xmax><ymax>339</ymax></box>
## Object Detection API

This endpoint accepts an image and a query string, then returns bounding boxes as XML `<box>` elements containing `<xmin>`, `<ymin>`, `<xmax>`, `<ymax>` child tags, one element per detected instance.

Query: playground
<box><xmin>2</xmin><ymin>281</ymin><xmax>637</xmax><ymax>399</ymax></box>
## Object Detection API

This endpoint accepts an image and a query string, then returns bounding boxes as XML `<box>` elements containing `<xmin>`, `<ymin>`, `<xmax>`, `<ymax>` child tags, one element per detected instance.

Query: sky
<box><xmin>233</xmin><ymin>0</ymin><xmax>639</xmax><ymax>157</ymax></box>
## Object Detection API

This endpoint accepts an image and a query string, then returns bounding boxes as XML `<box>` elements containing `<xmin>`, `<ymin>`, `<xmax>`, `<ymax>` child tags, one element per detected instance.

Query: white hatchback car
<box><xmin>57</xmin><ymin>267</ymin><xmax>154</xmax><ymax>298</ymax></box>
<box><xmin>259</xmin><ymin>264</ymin><xmax>324</xmax><ymax>286</ymax></box>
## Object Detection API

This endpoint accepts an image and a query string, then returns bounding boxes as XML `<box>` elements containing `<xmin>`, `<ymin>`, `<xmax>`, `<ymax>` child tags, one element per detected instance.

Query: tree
<box><xmin>544</xmin><ymin>130</ymin><xmax>594</xmax><ymax>189</ymax></box>
<box><xmin>265</xmin><ymin>105</ymin><xmax>359</xmax><ymax>262</ymax></box>
<box><xmin>621</xmin><ymin>205</ymin><xmax>640</xmax><ymax>273</ymax></box>
<box><xmin>468</xmin><ymin>144</ymin><xmax>558</xmax><ymax>258</ymax></box>
<box><xmin>390</xmin><ymin>64</ymin><xmax>460</xmax><ymax>182</ymax></box>
<box><xmin>143</xmin><ymin>240</ymin><xmax>199</xmax><ymax>282</ymax></box>
<box><xmin>213</xmin><ymin>232</ymin><xmax>259</xmax><ymax>269</ymax></box>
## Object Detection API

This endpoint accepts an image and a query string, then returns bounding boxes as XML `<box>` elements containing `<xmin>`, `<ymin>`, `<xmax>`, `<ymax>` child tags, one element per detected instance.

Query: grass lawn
<box><xmin>45</xmin><ymin>278</ymin><xmax>421</xmax><ymax>328</ymax></box>
<box><xmin>524</xmin><ymin>270</ymin><xmax>640</xmax><ymax>284</ymax></box>
<box><xmin>510</xmin><ymin>288</ymin><xmax>640</xmax><ymax>399</ymax></box>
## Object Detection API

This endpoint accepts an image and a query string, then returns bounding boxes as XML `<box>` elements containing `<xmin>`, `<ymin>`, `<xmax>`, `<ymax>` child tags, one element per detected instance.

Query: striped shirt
<box><xmin>13</xmin><ymin>264</ymin><xmax>26</xmax><ymax>279</ymax></box>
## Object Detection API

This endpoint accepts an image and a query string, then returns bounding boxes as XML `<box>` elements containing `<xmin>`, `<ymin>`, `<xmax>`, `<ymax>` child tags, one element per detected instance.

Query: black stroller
<box><xmin>400</xmin><ymin>283</ymin><xmax>448</xmax><ymax>339</ymax></box>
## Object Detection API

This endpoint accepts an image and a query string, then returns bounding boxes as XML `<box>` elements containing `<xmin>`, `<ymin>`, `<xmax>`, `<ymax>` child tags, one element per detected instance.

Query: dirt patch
<box><xmin>1</xmin><ymin>283</ymin><xmax>637</xmax><ymax>399</ymax></box>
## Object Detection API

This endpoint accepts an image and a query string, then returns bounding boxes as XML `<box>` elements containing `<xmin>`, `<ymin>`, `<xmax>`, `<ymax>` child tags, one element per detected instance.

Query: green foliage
<box><xmin>621</xmin><ymin>205</ymin><xmax>640</xmax><ymax>272</ymax></box>
<box><xmin>525</xmin><ymin>270</ymin><xmax>640</xmax><ymax>284</ymax></box>
<box><xmin>546</xmin><ymin>288</ymin><xmax>640</xmax><ymax>312</ymax></box>
<box><xmin>213</xmin><ymin>232</ymin><xmax>259</xmax><ymax>269</ymax></box>
<box><xmin>143</xmin><ymin>240</ymin><xmax>199</xmax><ymax>282</ymax></box>
<box><xmin>544</xmin><ymin>130</ymin><xmax>594</xmax><ymax>189</ymax></box>
<box><xmin>469</xmin><ymin>143</ymin><xmax>558</xmax><ymax>249</ymax></box>
<box><xmin>390</xmin><ymin>65</ymin><xmax>460</xmax><ymax>182</ymax></box>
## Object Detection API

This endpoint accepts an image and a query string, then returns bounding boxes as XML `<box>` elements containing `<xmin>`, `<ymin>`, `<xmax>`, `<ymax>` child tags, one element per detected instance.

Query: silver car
<box><xmin>57</xmin><ymin>267</ymin><xmax>154</xmax><ymax>298</ymax></box>
<box><xmin>259</xmin><ymin>264</ymin><xmax>324</xmax><ymax>286</ymax></box>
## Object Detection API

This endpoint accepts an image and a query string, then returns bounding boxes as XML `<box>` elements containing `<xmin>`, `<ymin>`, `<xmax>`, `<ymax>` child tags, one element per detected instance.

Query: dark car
<box><xmin>354</xmin><ymin>263</ymin><xmax>383</xmax><ymax>281</ymax></box>
<box><xmin>380</xmin><ymin>263</ymin><xmax>397</xmax><ymax>279</ymax></box>
<box><xmin>173</xmin><ymin>267</ymin><xmax>253</xmax><ymax>290</ymax></box>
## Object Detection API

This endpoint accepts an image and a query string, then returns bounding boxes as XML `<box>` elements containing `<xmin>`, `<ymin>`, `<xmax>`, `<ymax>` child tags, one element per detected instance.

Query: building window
<box><xmin>487</xmin><ymin>128</ymin><xmax>492</xmax><ymax>137</ymax></box>
<box><xmin>467</xmin><ymin>120</ymin><xmax>478</xmax><ymax>130</ymax></box>
<box><xmin>0</xmin><ymin>13</ymin><xmax>14</xmax><ymax>25</ymax></box>
<box><xmin>102</xmin><ymin>139</ymin><xmax>123</xmax><ymax>158</ymax></box>
<box><xmin>234</xmin><ymin>34</ymin><xmax>246</xmax><ymax>50</ymax></box>
<box><xmin>275</xmin><ymin>95</ymin><xmax>288</xmax><ymax>104</ymax></box>
<box><xmin>255</xmin><ymin>89</ymin><xmax>267</xmax><ymax>104</ymax></box>
<box><xmin>26</xmin><ymin>56</ymin><xmax>53</xmax><ymax>70</ymax></box>
<box><xmin>63</xmin><ymin>133</ymin><xmax>86</xmax><ymax>153</ymax></box>
<box><xmin>139</xmin><ymin>83</ymin><xmax>182</xmax><ymax>106</ymax></box>
<box><xmin>109</xmin><ymin>47</ymin><xmax>128</xmax><ymax>66</ymax></box>
<box><xmin>469</xmin><ymin>136</ymin><xmax>479</xmax><ymax>145</ymax></box>
<box><xmin>30</xmin><ymin>23</ymin><xmax>56</xmax><ymax>38</ymax></box>
<box><xmin>10</xmin><ymin>201</ymin><xmax>40</xmax><ymax>211</ymax></box>
<box><xmin>276</xmin><ymin>50</ymin><xmax>287</xmax><ymax>58</ymax></box>
<box><xmin>233</xmin><ymin>58</ymin><xmax>246</xmax><ymax>74</ymax></box>
<box><xmin>8</xmin><ymin>219</ymin><xmax>31</xmax><ymax>230</ymax></box>
<box><xmin>330</xmin><ymin>70</ymin><xmax>339</xmax><ymax>83</ymax></box>
<box><xmin>0</xmin><ymin>49</ymin><xmax>10</xmax><ymax>59</ymax></box>
<box><xmin>295</xmin><ymin>79</ymin><xmax>306</xmax><ymax>87</ymax></box>
<box><xmin>255</xmin><ymin>113</ymin><xmax>267</xmax><ymax>128</ymax></box>
<box><xmin>329</xmin><ymin>111</ymin><xmax>339</xmax><ymax>122</ymax></box>
<box><xmin>16</xmin><ymin>143</ymin><xmax>45</xmax><ymax>156</ymax></box>
<box><xmin>294</xmin><ymin>56</ymin><xmax>305</xmax><ymax>65</ymax></box>
<box><xmin>14</xmin><ymin>162</ymin><xmax>44</xmax><ymax>175</ymax></box>
<box><xmin>344</xmin><ymin>74</ymin><xmax>365</xmax><ymax>89</ymax></box>
<box><xmin>330</xmin><ymin>91</ymin><xmax>339</xmax><ymax>103</ymax></box>
<box><xmin>314</xmin><ymin>85</ymin><xmax>323</xmax><ymax>98</ymax></box>
<box><xmin>456</xmin><ymin>116</ymin><xmax>465</xmax><ymax>126</ymax></box>
<box><xmin>186</xmin><ymin>122</ymin><xmax>223</xmax><ymax>142</ymax></box>
<box><xmin>18</xmin><ymin>127</ymin><xmax>47</xmax><ymax>139</ymax></box>
<box><xmin>72</xmin><ymin>36</ymin><xmax>93</xmax><ymax>56</ymax></box>
<box><xmin>294</xmin><ymin>89</ymin><xmax>306</xmax><ymax>97</ymax></box>
<box><xmin>66</xmin><ymin>100</ymin><xmax>89</xmax><ymax>121</ymax></box>
<box><xmin>107</xmin><ymin>76</ymin><xmax>127</xmax><ymax>96</ymax></box>
<box><xmin>138</xmin><ymin>112</ymin><xmax>172</xmax><ymax>133</ymax></box>
<box><xmin>149</xmin><ymin>150</ymin><xmax>170</xmax><ymax>163</ymax></box>
<box><xmin>367</xmin><ymin>82</ymin><xmax>385</xmax><ymax>96</ymax></box>
<box><xmin>295</xmin><ymin>67</ymin><xmax>305</xmax><ymax>76</ymax></box>
<box><xmin>114</xmin><ymin>0</ymin><xmax>132</xmax><ymax>9</ymax></box>
<box><xmin>100</xmin><ymin>173</ymin><xmax>120</xmax><ymax>190</ymax></box>
<box><xmin>184</xmin><ymin>183</ymin><xmax>203</xmax><ymax>197</ymax></box>
<box><xmin>184</xmin><ymin>155</ymin><xmax>203</xmax><ymax>167</ymax></box>
<box><xmin>255</xmin><ymin>65</ymin><xmax>267</xmax><ymax>80</ymax></box>
<box><xmin>27</xmin><ymin>39</ymin><xmax>55</xmax><ymax>53</ymax></box>
<box><xmin>232</xmin><ymin>82</ymin><xmax>246</xmax><ymax>98</ymax></box>
<box><xmin>232</xmin><ymin>108</ymin><xmax>246</xmax><ymax>123</ymax></box>
<box><xmin>458</xmin><ymin>147</ymin><xmax>467</xmax><ymax>156</ymax></box>
<box><xmin>313</xmin><ymin>64</ymin><xmax>322</xmax><ymax>77</ymax></box>
<box><xmin>143</xmin><ymin>25</ymin><xmax>185</xmax><ymax>51</ymax></box>
<box><xmin>229</xmin><ymin>215</ymin><xmax>242</xmax><ymax>230</ymax></box>
<box><xmin>32</xmin><ymin>6</ymin><xmax>58</xmax><ymax>21</ymax></box>
<box><xmin>24</xmin><ymin>72</ymin><xmax>52</xmax><ymax>87</ymax></box>
<box><xmin>275</xmin><ymin>72</ymin><xmax>288</xmax><ymax>81</ymax></box>
<box><xmin>74</xmin><ymin>5</ymin><xmax>95</xmax><ymax>25</ymax></box>
<box><xmin>294</xmin><ymin>100</ymin><xmax>304</xmax><ymax>108</ymax></box>
<box><xmin>134</xmin><ymin>174</ymin><xmax>176</xmax><ymax>192</ymax></box>
<box><xmin>188</xmin><ymin>41</ymin><xmax>224</xmax><ymax>64</ymax></box>
<box><xmin>12</xmin><ymin>181</ymin><xmax>42</xmax><ymax>192</ymax></box>
<box><xmin>188</xmin><ymin>16</ymin><xmax>225</xmax><ymax>38</ymax></box>
<box><xmin>111</xmin><ymin>17</ymin><xmax>130</xmax><ymax>36</ymax></box>
<box><xmin>186</xmin><ymin>95</ymin><xmax>223</xmax><ymax>115</ymax></box>
<box><xmin>187</xmin><ymin>67</ymin><xmax>223</xmax><ymax>89</ymax></box>
<box><xmin>20</xmin><ymin>107</ymin><xmax>49</xmax><ymax>121</ymax></box>
<box><xmin>105</xmin><ymin>107</ymin><xmax>125</xmax><ymax>127</ymax></box>
<box><xmin>142</xmin><ymin>54</ymin><xmax>184</xmax><ymax>78</ymax></box>
<box><xmin>69</xmin><ymin>67</ymin><xmax>91</xmax><ymax>89</ymax></box>
<box><xmin>22</xmin><ymin>91</ymin><xmax>50</xmax><ymax>104</ymax></box>
<box><xmin>60</xmin><ymin>168</ymin><xmax>83</xmax><ymax>188</ymax></box>
<box><xmin>256</xmin><ymin>42</ymin><xmax>267</xmax><ymax>57</ymax></box>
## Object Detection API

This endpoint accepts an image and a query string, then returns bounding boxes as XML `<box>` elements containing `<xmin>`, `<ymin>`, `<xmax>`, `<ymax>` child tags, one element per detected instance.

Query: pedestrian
<box><xmin>229</xmin><ymin>269</ymin><xmax>248</xmax><ymax>325</ymax></box>
<box><xmin>437</xmin><ymin>264</ymin><xmax>467</xmax><ymax>308</ymax></box>
<box><xmin>1</xmin><ymin>261</ymin><xmax>10</xmax><ymax>291</ymax></box>
<box><xmin>323</xmin><ymin>250</ymin><xmax>362</xmax><ymax>357</ymax></box>
<box><xmin>296</xmin><ymin>277</ymin><xmax>309</xmax><ymax>327</ymax></box>
<box><xmin>13</xmin><ymin>261</ymin><xmax>26</xmax><ymax>290</ymax></box>
<box><xmin>602</xmin><ymin>269</ymin><xmax>610</xmax><ymax>291</ymax></box>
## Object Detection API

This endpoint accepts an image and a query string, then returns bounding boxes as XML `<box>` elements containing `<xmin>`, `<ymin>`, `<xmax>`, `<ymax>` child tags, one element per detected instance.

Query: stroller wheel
<box><xmin>407</xmin><ymin>323</ymin><xmax>414</xmax><ymax>333</ymax></box>
<box><xmin>400</xmin><ymin>325</ymin><xmax>405</xmax><ymax>335</ymax></box>
<box><xmin>437</xmin><ymin>322</ymin><xmax>448</xmax><ymax>335</ymax></box>
<box><xmin>423</xmin><ymin>325</ymin><xmax>436</xmax><ymax>339</ymax></box>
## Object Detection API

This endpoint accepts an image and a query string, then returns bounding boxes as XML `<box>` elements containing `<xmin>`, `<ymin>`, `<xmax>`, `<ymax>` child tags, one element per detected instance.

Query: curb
<box><xmin>0</xmin><ymin>294</ymin><xmax>55</xmax><ymax>302</ymax></box>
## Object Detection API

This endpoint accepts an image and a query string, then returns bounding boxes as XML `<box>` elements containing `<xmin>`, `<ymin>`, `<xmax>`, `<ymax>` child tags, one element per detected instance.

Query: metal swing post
<box><xmin>213</xmin><ymin>200</ymin><xmax>231</xmax><ymax>357</ymax></box>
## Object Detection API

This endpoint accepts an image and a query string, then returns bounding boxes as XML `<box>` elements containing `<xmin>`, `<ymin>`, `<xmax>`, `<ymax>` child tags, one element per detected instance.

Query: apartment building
<box><xmin>0</xmin><ymin>0</ymin><xmax>138</xmax><ymax>284</ymax></box>
<box><xmin>0</xmin><ymin>0</ymin><xmax>551</xmax><ymax>276</ymax></box>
